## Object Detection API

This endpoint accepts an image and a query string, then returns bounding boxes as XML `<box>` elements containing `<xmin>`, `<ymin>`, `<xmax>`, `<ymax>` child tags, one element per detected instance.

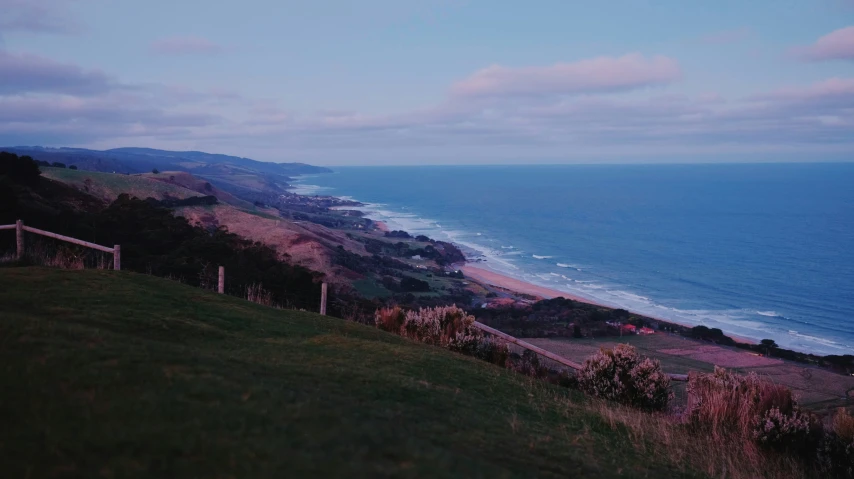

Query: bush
<box><xmin>687</xmin><ymin>367</ymin><xmax>827</xmax><ymax>462</ymax></box>
<box><xmin>753</xmin><ymin>407</ymin><xmax>821</xmax><ymax>453</ymax></box>
<box><xmin>0</xmin><ymin>152</ymin><xmax>41</xmax><ymax>184</ymax></box>
<box><xmin>509</xmin><ymin>350</ymin><xmax>549</xmax><ymax>379</ymax></box>
<box><xmin>400</xmin><ymin>276</ymin><xmax>430</xmax><ymax>292</ymax></box>
<box><xmin>816</xmin><ymin>408</ymin><xmax>854</xmax><ymax>478</ymax></box>
<box><xmin>374</xmin><ymin>306</ymin><xmax>406</xmax><ymax>333</ymax></box>
<box><xmin>383</xmin><ymin>305</ymin><xmax>480</xmax><ymax>346</ymax></box>
<box><xmin>472</xmin><ymin>337</ymin><xmax>510</xmax><ymax>367</ymax></box>
<box><xmin>402</xmin><ymin>308</ymin><xmax>443</xmax><ymax>344</ymax></box>
<box><xmin>577</xmin><ymin>344</ymin><xmax>672</xmax><ymax>411</ymax></box>
<box><xmin>686</xmin><ymin>367</ymin><xmax>766</xmax><ymax>439</ymax></box>
<box><xmin>834</xmin><ymin>408</ymin><xmax>854</xmax><ymax>443</ymax></box>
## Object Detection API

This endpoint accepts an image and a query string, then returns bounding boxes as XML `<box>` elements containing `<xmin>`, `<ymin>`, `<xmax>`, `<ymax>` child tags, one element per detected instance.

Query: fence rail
<box><xmin>472</xmin><ymin>321</ymin><xmax>689</xmax><ymax>382</ymax></box>
<box><xmin>1</xmin><ymin>220</ymin><xmax>120</xmax><ymax>270</ymax></box>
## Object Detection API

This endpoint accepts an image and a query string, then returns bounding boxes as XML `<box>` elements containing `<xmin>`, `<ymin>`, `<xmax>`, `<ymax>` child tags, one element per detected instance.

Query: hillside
<box><xmin>0</xmin><ymin>267</ymin><xmax>697</xmax><ymax>478</ymax></box>
<box><xmin>41</xmin><ymin>167</ymin><xmax>204</xmax><ymax>203</ymax></box>
<box><xmin>142</xmin><ymin>170</ymin><xmax>255</xmax><ymax>208</ymax></box>
<box><xmin>1</xmin><ymin>146</ymin><xmax>331</xmax><ymax>177</ymax></box>
<box><xmin>34</xmin><ymin>164</ymin><xmax>371</xmax><ymax>284</ymax></box>
<box><xmin>175</xmin><ymin>203</ymin><xmax>369</xmax><ymax>282</ymax></box>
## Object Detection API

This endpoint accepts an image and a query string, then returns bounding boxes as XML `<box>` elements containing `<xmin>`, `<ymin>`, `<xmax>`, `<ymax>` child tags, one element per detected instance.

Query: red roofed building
<box><xmin>639</xmin><ymin>327</ymin><xmax>655</xmax><ymax>335</ymax></box>
<box><xmin>621</xmin><ymin>324</ymin><xmax>637</xmax><ymax>334</ymax></box>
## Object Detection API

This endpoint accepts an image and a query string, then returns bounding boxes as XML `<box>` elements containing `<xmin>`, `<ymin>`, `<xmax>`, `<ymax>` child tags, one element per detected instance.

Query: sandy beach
<box><xmin>461</xmin><ymin>263</ymin><xmax>757</xmax><ymax>344</ymax></box>
<box><xmin>460</xmin><ymin>264</ymin><xmax>593</xmax><ymax>303</ymax></box>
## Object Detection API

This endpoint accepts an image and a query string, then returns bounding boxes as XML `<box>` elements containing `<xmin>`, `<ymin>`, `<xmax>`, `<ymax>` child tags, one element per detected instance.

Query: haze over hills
<box><xmin>1</xmin><ymin>146</ymin><xmax>331</xmax><ymax>179</ymax></box>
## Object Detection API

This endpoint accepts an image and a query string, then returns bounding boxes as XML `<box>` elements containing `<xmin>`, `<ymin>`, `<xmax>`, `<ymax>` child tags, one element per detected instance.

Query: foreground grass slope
<box><xmin>0</xmin><ymin>268</ymin><xmax>697</xmax><ymax>478</ymax></box>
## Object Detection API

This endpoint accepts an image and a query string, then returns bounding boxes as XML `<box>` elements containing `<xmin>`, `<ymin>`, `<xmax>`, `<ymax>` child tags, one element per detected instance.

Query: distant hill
<box><xmin>0</xmin><ymin>146</ymin><xmax>331</xmax><ymax>178</ymax></box>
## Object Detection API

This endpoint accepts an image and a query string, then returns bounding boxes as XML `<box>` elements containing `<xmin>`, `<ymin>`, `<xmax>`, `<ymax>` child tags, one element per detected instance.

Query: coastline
<box><xmin>460</xmin><ymin>264</ymin><xmax>591</xmax><ymax>303</ymax></box>
<box><xmin>461</xmin><ymin>263</ymin><xmax>757</xmax><ymax>345</ymax></box>
<box><xmin>290</xmin><ymin>174</ymin><xmax>805</xmax><ymax>351</ymax></box>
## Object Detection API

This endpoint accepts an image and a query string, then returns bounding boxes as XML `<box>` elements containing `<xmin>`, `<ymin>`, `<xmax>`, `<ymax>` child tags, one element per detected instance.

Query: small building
<box><xmin>621</xmin><ymin>324</ymin><xmax>637</xmax><ymax>334</ymax></box>
<box><xmin>639</xmin><ymin>327</ymin><xmax>654</xmax><ymax>335</ymax></box>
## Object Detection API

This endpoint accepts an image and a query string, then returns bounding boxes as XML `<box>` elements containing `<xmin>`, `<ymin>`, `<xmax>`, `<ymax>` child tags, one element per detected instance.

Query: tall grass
<box><xmin>590</xmin><ymin>400</ymin><xmax>809</xmax><ymax>479</ymax></box>
<box><xmin>246</xmin><ymin>283</ymin><xmax>275</xmax><ymax>307</ymax></box>
<box><xmin>0</xmin><ymin>239</ymin><xmax>112</xmax><ymax>270</ymax></box>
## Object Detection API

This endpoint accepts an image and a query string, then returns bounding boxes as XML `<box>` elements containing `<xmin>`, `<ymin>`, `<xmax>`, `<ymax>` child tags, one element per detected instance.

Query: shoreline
<box><xmin>295</xmin><ymin>182</ymin><xmax>802</xmax><ymax>351</ymax></box>
<box><xmin>461</xmin><ymin>263</ymin><xmax>757</xmax><ymax>345</ymax></box>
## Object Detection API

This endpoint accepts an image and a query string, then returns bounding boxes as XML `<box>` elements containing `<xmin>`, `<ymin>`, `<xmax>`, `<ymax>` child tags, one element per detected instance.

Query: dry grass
<box><xmin>685</xmin><ymin>367</ymin><xmax>787</xmax><ymax>441</ymax></box>
<box><xmin>590</xmin><ymin>400</ymin><xmax>808</xmax><ymax>479</ymax></box>
<box><xmin>833</xmin><ymin>408</ymin><xmax>854</xmax><ymax>442</ymax></box>
<box><xmin>245</xmin><ymin>283</ymin><xmax>275</xmax><ymax>307</ymax></box>
<box><xmin>374</xmin><ymin>306</ymin><xmax>405</xmax><ymax>332</ymax></box>
<box><xmin>2</xmin><ymin>241</ymin><xmax>112</xmax><ymax>270</ymax></box>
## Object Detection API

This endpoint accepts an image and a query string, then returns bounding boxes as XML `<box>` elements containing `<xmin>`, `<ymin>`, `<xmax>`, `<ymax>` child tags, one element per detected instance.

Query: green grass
<box><xmin>0</xmin><ymin>267</ymin><xmax>702</xmax><ymax>478</ymax></box>
<box><xmin>42</xmin><ymin>168</ymin><xmax>202</xmax><ymax>202</ymax></box>
<box><xmin>352</xmin><ymin>278</ymin><xmax>393</xmax><ymax>299</ymax></box>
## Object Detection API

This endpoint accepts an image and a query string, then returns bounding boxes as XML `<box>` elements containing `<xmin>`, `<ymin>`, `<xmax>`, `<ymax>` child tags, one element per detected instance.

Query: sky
<box><xmin>1</xmin><ymin>0</ymin><xmax>854</xmax><ymax>165</ymax></box>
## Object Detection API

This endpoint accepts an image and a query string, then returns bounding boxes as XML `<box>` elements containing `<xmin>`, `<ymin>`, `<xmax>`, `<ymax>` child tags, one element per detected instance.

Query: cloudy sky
<box><xmin>1</xmin><ymin>0</ymin><xmax>853</xmax><ymax>165</ymax></box>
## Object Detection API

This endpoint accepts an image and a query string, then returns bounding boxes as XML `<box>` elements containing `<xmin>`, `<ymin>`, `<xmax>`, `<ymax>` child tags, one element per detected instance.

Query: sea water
<box><xmin>293</xmin><ymin>164</ymin><xmax>854</xmax><ymax>355</ymax></box>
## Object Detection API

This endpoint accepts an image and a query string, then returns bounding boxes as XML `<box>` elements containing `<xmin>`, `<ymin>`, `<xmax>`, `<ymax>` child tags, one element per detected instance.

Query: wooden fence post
<box><xmin>218</xmin><ymin>266</ymin><xmax>225</xmax><ymax>294</ymax></box>
<box><xmin>113</xmin><ymin>245</ymin><xmax>121</xmax><ymax>271</ymax></box>
<box><xmin>16</xmin><ymin>220</ymin><xmax>24</xmax><ymax>260</ymax></box>
<box><xmin>320</xmin><ymin>282</ymin><xmax>327</xmax><ymax>315</ymax></box>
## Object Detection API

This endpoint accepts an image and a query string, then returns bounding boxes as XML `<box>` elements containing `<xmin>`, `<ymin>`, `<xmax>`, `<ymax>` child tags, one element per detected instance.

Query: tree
<box><xmin>152</xmin><ymin>168</ymin><xmax>160</xmax><ymax>174</ymax></box>
<box><xmin>0</xmin><ymin>152</ymin><xmax>41</xmax><ymax>184</ymax></box>
<box><xmin>760</xmin><ymin>339</ymin><xmax>778</xmax><ymax>357</ymax></box>
<box><xmin>51</xmin><ymin>162</ymin><xmax>66</xmax><ymax>168</ymax></box>
<box><xmin>400</xmin><ymin>276</ymin><xmax>430</xmax><ymax>292</ymax></box>
<box><xmin>573</xmin><ymin>324</ymin><xmax>583</xmax><ymax>338</ymax></box>
<box><xmin>69</xmin><ymin>165</ymin><xmax>78</xmax><ymax>170</ymax></box>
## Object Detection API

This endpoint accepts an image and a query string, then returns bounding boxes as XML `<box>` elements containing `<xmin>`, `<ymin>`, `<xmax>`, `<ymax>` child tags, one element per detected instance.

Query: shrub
<box><xmin>402</xmin><ymin>308</ymin><xmax>442</xmax><ymax>344</ymax></box>
<box><xmin>687</xmin><ymin>367</ymin><xmax>825</xmax><ymax>461</ymax></box>
<box><xmin>815</xmin><ymin>408</ymin><xmax>854</xmax><ymax>478</ymax></box>
<box><xmin>472</xmin><ymin>337</ymin><xmax>510</xmax><ymax>367</ymax></box>
<box><xmin>246</xmin><ymin>283</ymin><xmax>275</xmax><ymax>307</ymax></box>
<box><xmin>753</xmin><ymin>407</ymin><xmax>821</xmax><ymax>453</ymax></box>
<box><xmin>0</xmin><ymin>152</ymin><xmax>41</xmax><ymax>184</ymax></box>
<box><xmin>391</xmin><ymin>305</ymin><xmax>480</xmax><ymax>346</ymax></box>
<box><xmin>834</xmin><ymin>408</ymin><xmax>854</xmax><ymax>443</ymax></box>
<box><xmin>400</xmin><ymin>276</ymin><xmax>430</xmax><ymax>292</ymax></box>
<box><xmin>577</xmin><ymin>344</ymin><xmax>672</xmax><ymax>411</ymax></box>
<box><xmin>509</xmin><ymin>350</ymin><xmax>549</xmax><ymax>379</ymax></box>
<box><xmin>686</xmin><ymin>367</ymin><xmax>766</xmax><ymax>439</ymax></box>
<box><xmin>374</xmin><ymin>306</ymin><xmax>406</xmax><ymax>333</ymax></box>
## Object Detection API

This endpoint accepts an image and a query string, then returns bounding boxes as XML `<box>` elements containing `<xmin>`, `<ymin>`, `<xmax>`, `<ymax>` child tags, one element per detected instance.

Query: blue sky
<box><xmin>1</xmin><ymin>0</ymin><xmax>853</xmax><ymax>164</ymax></box>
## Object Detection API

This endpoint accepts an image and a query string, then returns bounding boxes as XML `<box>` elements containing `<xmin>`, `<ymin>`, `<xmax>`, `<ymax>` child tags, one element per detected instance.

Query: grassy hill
<box><xmin>0</xmin><ymin>267</ymin><xmax>699</xmax><ymax>478</ymax></box>
<box><xmin>41</xmin><ymin>167</ymin><xmax>203</xmax><ymax>203</ymax></box>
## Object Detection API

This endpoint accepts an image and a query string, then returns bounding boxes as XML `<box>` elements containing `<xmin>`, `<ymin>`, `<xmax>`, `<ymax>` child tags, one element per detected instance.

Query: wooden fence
<box><xmin>2</xmin><ymin>222</ymin><xmax>330</xmax><ymax>315</ymax></box>
<box><xmin>215</xmin><ymin>265</ymin><xmax>328</xmax><ymax>315</ymax></box>
<box><xmin>472</xmin><ymin>321</ymin><xmax>689</xmax><ymax>382</ymax></box>
<box><xmin>1</xmin><ymin>220</ymin><xmax>121</xmax><ymax>270</ymax></box>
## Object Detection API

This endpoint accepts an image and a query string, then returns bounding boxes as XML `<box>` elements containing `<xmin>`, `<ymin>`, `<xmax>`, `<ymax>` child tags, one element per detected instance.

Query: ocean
<box><xmin>293</xmin><ymin>164</ymin><xmax>854</xmax><ymax>355</ymax></box>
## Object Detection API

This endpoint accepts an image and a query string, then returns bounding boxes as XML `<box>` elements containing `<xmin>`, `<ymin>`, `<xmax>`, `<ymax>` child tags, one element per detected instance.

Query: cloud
<box><xmin>450</xmin><ymin>54</ymin><xmax>681</xmax><ymax>97</ymax></box>
<box><xmin>0</xmin><ymin>0</ymin><xmax>82</xmax><ymax>34</ymax></box>
<box><xmin>0</xmin><ymin>50</ymin><xmax>112</xmax><ymax>95</ymax></box>
<box><xmin>2</xmin><ymin>49</ymin><xmax>852</xmax><ymax>163</ymax></box>
<box><xmin>698</xmin><ymin>27</ymin><xmax>752</xmax><ymax>45</ymax></box>
<box><xmin>793</xmin><ymin>26</ymin><xmax>854</xmax><ymax>61</ymax></box>
<box><xmin>150</xmin><ymin>36</ymin><xmax>224</xmax><ymax>55</ymax></box>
